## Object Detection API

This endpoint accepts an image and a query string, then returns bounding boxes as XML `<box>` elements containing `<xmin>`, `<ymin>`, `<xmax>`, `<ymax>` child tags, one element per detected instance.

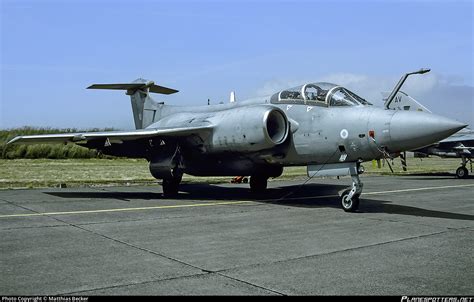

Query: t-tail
<box><xmin>87</xmin><ymin>79</ymin><xmax>178</xmax><ymax>129</ymax></box>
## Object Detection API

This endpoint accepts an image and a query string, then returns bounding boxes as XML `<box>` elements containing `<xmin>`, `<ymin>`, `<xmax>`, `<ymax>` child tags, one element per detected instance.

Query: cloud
<box><xmin>255</xmin><ymin>79</ymin><xmax>305</xmax><ymax>97</ymax></box>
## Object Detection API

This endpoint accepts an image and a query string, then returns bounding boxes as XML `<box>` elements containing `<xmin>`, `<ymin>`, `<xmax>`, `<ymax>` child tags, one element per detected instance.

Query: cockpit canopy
<box><xmin>270</xmin><ymin>82</ymin><xmax>372</xmax><ymax>107</ymax></box>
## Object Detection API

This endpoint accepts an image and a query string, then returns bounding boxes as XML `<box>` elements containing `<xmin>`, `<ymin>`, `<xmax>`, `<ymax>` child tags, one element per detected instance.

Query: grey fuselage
<box><xmin>144</xmin><ymin>96</ymin><xmax>461</xmax><ymax>177</ymax></box>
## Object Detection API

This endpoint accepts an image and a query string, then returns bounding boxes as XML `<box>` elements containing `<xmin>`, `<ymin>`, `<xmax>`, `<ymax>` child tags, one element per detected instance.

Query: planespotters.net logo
<box><xmin>402</xmin><ymin>297</ymin><xmax>473</xmax><ymax>302</ymax></box>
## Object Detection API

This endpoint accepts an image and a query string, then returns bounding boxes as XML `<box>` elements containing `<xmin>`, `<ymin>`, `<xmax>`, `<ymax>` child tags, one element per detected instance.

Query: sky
<box><xmin>1</xmin><ymin>0</ymin><xmax>473</xmax><ymax>130</ymax></box>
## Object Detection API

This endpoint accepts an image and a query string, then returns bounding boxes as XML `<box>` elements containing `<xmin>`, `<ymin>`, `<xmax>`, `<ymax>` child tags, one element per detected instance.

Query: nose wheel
<box><xmin>456</xmin><ymin>156</ymin><xmax>471</xmax><ymax>179</ymax></box>
<box><xmin>456</xmin><ymin>166</ymin><xmax>468</xmax><ymax>179</ymax></box>
<box><xmin>340</xmin><ymin>167</ymin><xmax>364</xmax><ymax>212</ymax></box>
<box><xmin>341</xmin><ymin>190</ymin><xmax>360</xmax><ymax>212</ymax></box>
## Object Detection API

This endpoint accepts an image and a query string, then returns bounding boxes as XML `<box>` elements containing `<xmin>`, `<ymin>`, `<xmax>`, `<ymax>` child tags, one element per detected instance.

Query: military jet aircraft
<box><xmin>8</xmin><ymin>69</ymin><xmax>467</xmax><ymax>211</ymax></box>
<box><xmin>414</xmin><ymin>128</ymin><xmax>473</xmax><ymax>178</ymax></box>
<box><xmin>383</xmin><ymin>90</ymin><xmax>473</xmax><ymax>178</ymax></box>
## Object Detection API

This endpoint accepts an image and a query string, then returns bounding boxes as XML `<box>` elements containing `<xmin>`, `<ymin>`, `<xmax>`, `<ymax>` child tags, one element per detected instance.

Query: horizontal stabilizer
<box><xmin>87</xmin><ymin>79</ymin><xmax>178</xmax><ymax>95</ymax></box>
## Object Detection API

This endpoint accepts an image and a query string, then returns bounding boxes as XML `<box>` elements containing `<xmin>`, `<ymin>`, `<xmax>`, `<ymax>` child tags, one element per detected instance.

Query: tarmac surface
<box><xmin>1</xmin><ymin>175</ymin><xmax>473</xmax><ymax>295</ymax></box>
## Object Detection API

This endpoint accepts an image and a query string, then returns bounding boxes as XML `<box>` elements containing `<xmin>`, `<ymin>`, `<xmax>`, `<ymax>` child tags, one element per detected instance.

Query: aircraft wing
<box><xmin>7</xmin><ymin>125</ymin><xmax>213</xmax><ymax>145</ymax></box>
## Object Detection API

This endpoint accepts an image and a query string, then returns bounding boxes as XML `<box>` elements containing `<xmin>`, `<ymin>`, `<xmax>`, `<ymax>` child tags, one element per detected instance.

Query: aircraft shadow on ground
<box><xmin>45</xmin><ymin>183</ymin><xmax>347</xmax><ymax>202</ymax></box>
<box><xmin>400</xmin><ymin>172</ymin><xmax>474</xmax><ymax>180</ymax></box>
<box><xmin>362</xmin><ymin>202</ymin><xmax>474</xmax><ymax>221</ymax></box>
<box><xmin>46</xmin><ymin>191</ymin><xmax>161</xmax><ymax>202</ymax></box>
<box><xmin>46</xmin><ymin>182</ymin><xmax>474</xmax><ymax>221</ymax></box>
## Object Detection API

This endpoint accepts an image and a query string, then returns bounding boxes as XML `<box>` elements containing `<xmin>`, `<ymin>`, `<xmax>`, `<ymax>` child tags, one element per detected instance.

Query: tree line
<box><xmin>0</xmin><ymin>127</ymin><xmax>116</xmax><ymax>159</ymax></box>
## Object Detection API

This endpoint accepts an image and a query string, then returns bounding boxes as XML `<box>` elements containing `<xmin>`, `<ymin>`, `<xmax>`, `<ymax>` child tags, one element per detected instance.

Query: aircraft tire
<box><xmin>341</xmin><ymin>190</ymin><xmax>359</xmax><ymax>212</ymax></box>
<box><xmin>456</xmin><ymin>167</ymin><xmax>469</xmax><ymax>179</ymax></box>
<box><xmin>250</xmin><ymin>175</ymin><xmax>268</xmax><ymax>193</ymax></box>
<box><xmin>162</xmin><ymin>176</ymin><xmax>182</xmax><ymax>197</ymax></box>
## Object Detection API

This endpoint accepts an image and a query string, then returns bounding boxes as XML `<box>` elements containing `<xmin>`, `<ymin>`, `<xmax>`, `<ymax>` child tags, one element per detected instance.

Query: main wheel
<box><xmin>250</xmin><ymin>175</ymin><xmax>268</xmax><ymax>193</ymax></box>
<box><xmin>456</xmin><ymin>167</ymin><xmax>469</xmax><ymax>179</ymax></box>
<box><xmin>341</xmin><ymin>189</ymin><xmax>360</xmax><ymax>212</ymax></box>
<box><xmin>162</xmin><ymin>175</ymin><xmax>182</xmax><ymax>197</ymax></box>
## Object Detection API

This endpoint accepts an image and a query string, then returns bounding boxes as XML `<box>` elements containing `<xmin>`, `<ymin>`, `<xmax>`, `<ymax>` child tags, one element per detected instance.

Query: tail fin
<box><xmin>381</xmin><ymin>91</ymin><xmax>432</xmax><ymax>113</ymax></box>
<box><xmin>87</xmin><ymin>79</ymin><xmax>178</xmax><ymax>129</ymax></box>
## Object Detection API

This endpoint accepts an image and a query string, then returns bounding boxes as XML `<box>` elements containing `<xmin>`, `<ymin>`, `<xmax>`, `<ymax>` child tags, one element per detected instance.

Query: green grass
<box><xmin>0</xmin><ymin>158</ymin><xmax>154</xmax><ymax>188</ymax></box>
<box><xmin>362</xmin><ymin>156</ymin><xmax>464</xmax><ymax>175</ymax></box>
<box><xmin>0</xmin><ymin>156</ymin><xmax>465</xmax><ymax>189</ymax></box>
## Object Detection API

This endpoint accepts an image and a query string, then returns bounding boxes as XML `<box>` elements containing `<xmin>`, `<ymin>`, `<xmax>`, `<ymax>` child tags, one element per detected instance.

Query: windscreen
<box><xmin>328</xmin><ymin>87</ymin><xmax>371</xmax><ymax>106</ymax></box>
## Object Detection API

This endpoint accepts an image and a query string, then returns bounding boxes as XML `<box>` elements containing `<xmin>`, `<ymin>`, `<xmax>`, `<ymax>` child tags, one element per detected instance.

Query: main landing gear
<box><xmin>249</xmin><ymin>174</ymin><xmax>268</xmax><ymax>193</ymax></box>
<box><xmin>162</xmin><ymin>174</ymin><xmax>182</xmax><ymax>197</ymax></box>
<box><xmin>456</xmin><ymin>156</ymin><xmax>472</xmax><ymax>179</ymax></box>
<box><xmin>340</xmin><ymin>165</ymin><xmax>364</xmax><ymax>212</ymax></box>
<box><xmin>248</xmin><ymin>166</ymin><xmax>282</xmax><ymax>193</ymax></box>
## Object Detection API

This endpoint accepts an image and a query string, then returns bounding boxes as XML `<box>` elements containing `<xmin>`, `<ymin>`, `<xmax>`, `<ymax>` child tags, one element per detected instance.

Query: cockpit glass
<box><xmin>328</xmin><ymin>88</ymin><xmax>359</xmax><ymax>106</ymax></box>
<box><xmin>279</xmin><ymin>88</ymin><xmax>303</xmax><ymax>101</ymax></box>
<box><xmin>304</xmin><ymin>86</ymin><xmax>319</xmax><ymax>101</ymax></box>
<box><xmin>328</xmin><ymin>87</ymin><xmax>372</xmax><ymax>107</ymax></box>
<box><xmin>346</xmin><ymin>89</ymin><xmax>371</xmax><ymax>105</ymax></box>
<box><xmin>303</xmin><ymin>83</ymin><xmax>333</xmax><ymax>102</ymax></box>
<box><xmin>271</xmin><ymin>82</ymin><xmax>371</xmax><ymax>107</ymax></box>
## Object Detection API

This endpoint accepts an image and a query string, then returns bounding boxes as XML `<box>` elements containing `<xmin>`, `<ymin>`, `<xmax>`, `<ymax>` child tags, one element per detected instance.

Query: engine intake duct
<box><xmin>209</xmin><ymin>106</ymin><xmax>289</xmax><ymax>152</ymax></box>
<box><xmin>265</xmin><ymin>109</ymin><xmax>288</xmax><ymax>145</ymax></box>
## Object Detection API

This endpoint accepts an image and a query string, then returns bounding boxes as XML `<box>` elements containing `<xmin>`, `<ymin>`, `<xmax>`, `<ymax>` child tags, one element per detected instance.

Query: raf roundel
<box><xmin>340</xmin><ymin>129</ymin><xmax>349</xmax><ymax>139</ymax></box>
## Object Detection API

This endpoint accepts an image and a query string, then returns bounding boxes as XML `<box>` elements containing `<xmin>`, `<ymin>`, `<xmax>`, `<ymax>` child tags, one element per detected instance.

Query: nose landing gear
<box><xmin>456</xmin><ymin>156</ymin><xmax>472</xmax><ymax>179</ymax></box>
<box><xmin>340</xmin><ymin>163</ymin><xmax>364</xmax><ymax>212</ymax></box>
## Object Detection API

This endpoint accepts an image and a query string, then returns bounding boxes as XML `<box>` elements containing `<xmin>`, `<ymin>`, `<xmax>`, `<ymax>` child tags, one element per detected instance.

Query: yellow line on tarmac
<box><xmin>1</xmin><ymin>183</ymin><xmax>472</xmax><ymax>218</ymax></box>
<box><xmin>362</xmin><ymin>183</ymin><xmax>474</xmax><ymax>196</ymax></box>
<box><xmin>269</xmin><ymin>183</ymin><xmax>474</xmax><ymax>202</ymax></box>
<box><xmin>261</xmin><ymin>183</ymin><xmax>474</xmax><ymax>203</ymax></box>
<box><xmin>0</xmin><ymin>200</ymin><xmax>254</xmax><ymax>218</ymax></box>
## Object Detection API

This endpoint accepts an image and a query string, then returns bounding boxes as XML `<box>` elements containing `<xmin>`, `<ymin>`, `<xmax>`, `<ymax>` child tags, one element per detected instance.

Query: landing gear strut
<box><xmin>162</xmin><ymin>174</ymin><xmax>182</xmax><ymax>197</ymax></box>
<box><xmin>456</xmin><ymin>156</ymin><xmax>471</xmax><ymax>179</ymax></box>
<box><xmin>249</xmin><ymin>166</ymin><xmax>283</xmax><ymax>193</ymax></box>
<box><xmin>249</xmin><ymin>175</ymin><xmax>268</xmax><ymax>193</ymax></box>
<box><xmin>340</xmin><ymin>164</ymin><xmax>364</xmax><ymax>212</ymax></box>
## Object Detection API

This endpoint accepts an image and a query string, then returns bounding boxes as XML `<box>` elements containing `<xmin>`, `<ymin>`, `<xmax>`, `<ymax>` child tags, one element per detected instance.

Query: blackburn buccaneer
<box><xmin>8</xmin><ymin>69</ymin><xmax>467</xmax><ymax>211</ymax></box>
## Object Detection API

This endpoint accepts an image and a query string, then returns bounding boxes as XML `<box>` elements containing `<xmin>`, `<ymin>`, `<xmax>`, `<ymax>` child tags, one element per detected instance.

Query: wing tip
<box><xmin>6</xmin><ymin>136</ymin><xmax>22</xmax><ymax>145</ymax></box>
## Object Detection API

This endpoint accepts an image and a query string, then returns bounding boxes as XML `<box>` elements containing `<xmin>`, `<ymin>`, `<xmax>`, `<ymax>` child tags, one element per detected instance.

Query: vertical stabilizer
<box><xmin>382</xmin><ymin>91</ymin><xmax>432</xmax><ymax>113</ymax></box>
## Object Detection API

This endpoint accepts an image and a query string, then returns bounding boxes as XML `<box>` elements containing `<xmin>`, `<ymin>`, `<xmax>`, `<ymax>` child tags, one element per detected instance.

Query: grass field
<box><xmin>0</xmin><ymin>156</ymin><xmax>466</xmax><ymax>189</ymax></box>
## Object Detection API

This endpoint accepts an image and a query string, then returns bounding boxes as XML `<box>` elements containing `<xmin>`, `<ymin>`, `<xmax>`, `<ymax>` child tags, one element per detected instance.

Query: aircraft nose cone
<box><xmin>389</xmin><ymin>111</ymin><xmax>467</xmax><ymax>152</ymax></box>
